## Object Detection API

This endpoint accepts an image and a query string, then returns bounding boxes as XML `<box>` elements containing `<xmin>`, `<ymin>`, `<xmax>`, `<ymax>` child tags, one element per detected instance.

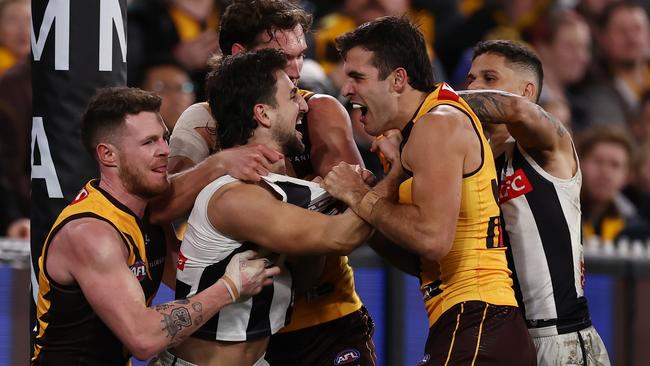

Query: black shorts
<box><xmin>265</xmin><ymin>306</ymin><xmax>376</xmax><ymax>366</ymax></box>
<box><xmin>419</xmin><ymin>301</ymin><xmax>536</xmax><ymax>366</ymax></box>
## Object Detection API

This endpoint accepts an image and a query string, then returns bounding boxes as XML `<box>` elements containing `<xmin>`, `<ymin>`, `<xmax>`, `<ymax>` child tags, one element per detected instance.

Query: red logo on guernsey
<box><xmin>499</xmin><ymin>169</ymin><xmax>533</xmax><ymax>204</ymax></box>
<box><xmin>129</xmin><ymin>261</ymin><xmax>147</xmax><ymax>282</ymax></box>
<box><xmin>70</xmin><ymin>188</ymin><xmax>89</xmax><ymax>205</ymax></box>
<box><xmin>438</xmin><ymin>82</ymin><xmax>460</xmax><ymax>102</ymax></box>
<box><xmin>178</xmin><ymin>252</ymin><xmax>188</xmax><ymax>271</ymax></box>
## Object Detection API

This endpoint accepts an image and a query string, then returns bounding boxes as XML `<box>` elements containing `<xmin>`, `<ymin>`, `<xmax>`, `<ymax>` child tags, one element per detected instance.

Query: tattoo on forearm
<box><xmin>536</xmin><ymin>105</ymin><xmax>566</xmax><ymax>137</ymax></box>
<box><xmin>154</xmin><ymin>298</ymin><xmax>202</xmax><ymax>346</ymax></box>
<box><xmin>461</xmin><ymin>91</ymin><xmax>513</xmax><ymax>123</ymax></box>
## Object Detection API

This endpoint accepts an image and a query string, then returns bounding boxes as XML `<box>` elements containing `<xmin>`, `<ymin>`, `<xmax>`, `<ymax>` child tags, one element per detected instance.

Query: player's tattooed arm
<box><xmin>459</xmin><ymin>90</ymin><xmax>570</xmax><ymax>153</ymax></box>
<box><xmin>153</xmin><ymin>299</ymin><xmax>199</xmax><ymax>347</ymax></box>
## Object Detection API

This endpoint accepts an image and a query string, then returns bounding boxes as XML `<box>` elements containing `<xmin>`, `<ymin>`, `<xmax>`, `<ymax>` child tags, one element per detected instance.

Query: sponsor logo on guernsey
<box><xmin>130</xmin><ymin>260</ymin><xmax>147</xmax><ymax>281</ymax></box>
<box><xmin>70</xmin><ymin>188</ymin><xmax>89</xmax><ymax>205</ymax></box>
<box><xmin>499</xmin><ymin>168</ymin><xmax>533</xmax><ymax>204</ymax></box>
<box><xmin>438</xmin><ymin>82</ymin><xmax>460</xmax><ymax>102</ymax></box>
<box><xmin>178</xmin><ymin>252</ymin><xmax>188</xmax><ymax>271</ymax></box>
<box><xmin>334</xmin><ymin>349</ymin><xmax>360</xmax><ymax>365</ymax></box>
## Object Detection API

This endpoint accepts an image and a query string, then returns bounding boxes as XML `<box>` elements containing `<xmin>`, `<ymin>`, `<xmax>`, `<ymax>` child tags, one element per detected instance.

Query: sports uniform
<box><xmin>398</xmin><ymin>84</ymin><xmax>535</xmax><ymax>365</ymax></box>
<box><xmin>496</xmin><ymin>141</ymin><xmax>610</xmax><ymax>365</ymax></box>
<box><xmin>32</xmin><ymin>180</ymin><xmax>167</xmax><ymax>366</ymax></box>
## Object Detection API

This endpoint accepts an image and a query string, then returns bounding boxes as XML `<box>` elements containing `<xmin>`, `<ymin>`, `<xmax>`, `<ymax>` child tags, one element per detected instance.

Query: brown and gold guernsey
<box><xmin>398</xmin><ymin>83</ymin><xmax>517</xmax><ymax>328</ymax></box>
<box><xmin>281</xmin><ymin>89</ymin><xmax>363</xmax><ymax>332</ymax></box>
<box><xmin>32</xmin><ymin>180</ymin><xmax>167</xmax><ymax>366</ymax></box>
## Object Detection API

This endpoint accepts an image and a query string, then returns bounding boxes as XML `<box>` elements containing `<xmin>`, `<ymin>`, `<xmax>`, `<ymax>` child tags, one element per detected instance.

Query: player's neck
<box><xmin>246</xmin><ymin>137</ymin><xmax>286</xmax><ymax>175</ymax></box>
<box><xmin>98</xmin><ymin>174</ymin><xmax>148</xmax><ymax>218</ymax></box>
<box><xmin>395</xmin><ymin>89</ymin><xmax>428</xmax><ymax>130</ymax></box>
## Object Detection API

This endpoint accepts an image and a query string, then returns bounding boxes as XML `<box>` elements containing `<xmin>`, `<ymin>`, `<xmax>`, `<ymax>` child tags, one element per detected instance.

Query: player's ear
<box><xmin>96</xmin><ymin>143</ymin><xmax>118</xmax><ymax>168</ymax></box>
<box><xmin>523</xmin><ymin>82</ymin><xmax>536</xmax><ymax>101</ymax></box>
<box><xmin>253</xmin><ymin>103</ymin><xmax>272</xmax><ymax>128</ymax></box>
<box><xmin>392</xmin><ymin>67</ymin><xmax>408</xmax><ymax>92</ymax></box>
<box><xmin>231</xmin><ymin>43</ymin><xmax>246</xmax><ymax>56</ymax></box>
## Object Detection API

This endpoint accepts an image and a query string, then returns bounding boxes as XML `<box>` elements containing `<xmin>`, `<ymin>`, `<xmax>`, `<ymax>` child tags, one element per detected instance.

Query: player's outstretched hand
<box><xmin>216</xmin><ymin>144</ymin><xmax>284</xmax><ymax>182</ymax></box>
<box><xmin>220</xmin><ymin>250</ymin><xmax>280</xmax><ymax>303</ymax></box>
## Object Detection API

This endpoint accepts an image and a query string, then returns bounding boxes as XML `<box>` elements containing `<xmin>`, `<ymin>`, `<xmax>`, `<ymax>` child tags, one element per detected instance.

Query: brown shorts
<box><xmin>419</xmin><ymin>301</ymin><xmax>536</xmax><ymax>366</ymax></box>
<box><xmin>265</xmin><ymin>306</ymin><xmax>376</xmax><ymax>366</ymax></box>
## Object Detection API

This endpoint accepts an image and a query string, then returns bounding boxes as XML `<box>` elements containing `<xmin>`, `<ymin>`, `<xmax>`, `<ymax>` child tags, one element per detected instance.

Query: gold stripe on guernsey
<box><xmin>444</xmin><ymin>302</ymin><xmax>464</xmax><ymax>366</ymax></box>
<box><xmin>471</xmin><ymin>303</ymin><xmax>489</xmax><ymax>366</ymax></box>
<box><xmin>398</xmin><ymin>83</ymin><xmax>517</xmax><ymax>328</ymax></box>
<box><xmin>279</xmin><ymin>88</ymin><xmax>362</xmax><ymax>332</ymax></box>
<box><xmin>32</xmin><ymin>180</ymin><xmax>153</xmax><ymax>363</ymax></box>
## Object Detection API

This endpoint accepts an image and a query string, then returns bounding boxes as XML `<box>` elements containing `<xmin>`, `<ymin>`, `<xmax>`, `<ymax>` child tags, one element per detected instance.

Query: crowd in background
<box><xmin>1</xmin><ymin>0</ymin><xmax>650</xmax><ymax>246</ymax></box>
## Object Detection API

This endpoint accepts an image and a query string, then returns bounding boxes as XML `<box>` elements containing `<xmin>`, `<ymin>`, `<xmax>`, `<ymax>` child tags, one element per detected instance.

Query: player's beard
<box><xmin>118</xmin><ymin>162</ymin><xmax>169</xmax><ymax>199</ymax></box>
<box><xmin>275</xmin><ymin>124</ymin><xmax>305</xmax><ymax>157</ymax></box>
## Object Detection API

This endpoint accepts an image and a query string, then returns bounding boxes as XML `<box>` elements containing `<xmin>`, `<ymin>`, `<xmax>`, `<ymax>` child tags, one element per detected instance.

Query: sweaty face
<box><xmin>341</xmin><ymin>47</ymin><xmax>397</xmax><ymax>136</ymax></box>
<box><xmin>466</xmin><ymin>53</ymin><xmax>533</xmax><ymax>99</ymax></box>
<box><xmin>581</xmin><ymin>142</ymin><xmax>629</xmax><ymax>205</ymax></box>
<box><xmin>115</xmin><ymin>112</ymin><xmax>170</xmax><ymax>198</ymax></box>
<box><xmin>252</xmin><ymin>24</ymin><xmax>307</xmax><ymax>84</ymax></box>
<box><xmin>269</xmin><ymin>70</ymin><xmax>308</xmax><ymax>156</ymax></box>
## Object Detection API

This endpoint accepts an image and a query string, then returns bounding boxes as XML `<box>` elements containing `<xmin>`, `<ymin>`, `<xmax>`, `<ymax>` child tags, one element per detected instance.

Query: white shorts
<box><xmin>152</xmin><ymin>349</ymin><xmax>269</xmax><ymax>366</ymax></box>
<box><xmin>532</xmin><ymin>326</ymin><xmax>610</xmax><ymax>366</ymax></box>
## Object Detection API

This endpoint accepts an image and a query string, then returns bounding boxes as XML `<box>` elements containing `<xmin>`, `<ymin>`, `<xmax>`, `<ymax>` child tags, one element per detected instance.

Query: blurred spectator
<box><xmin>140</xmin><ymin>62</ymin><xmax>196</xmax><ymax>130</ymax></box>
<box><xmin>576</xmin><ymin>0</ymin><xmax>620</xmax><ymax>31</ymax></box>
<box><xmin>577</xmin><ymin>1</ymin><xmax>650</xmax><ymax>129</ymax></box>
<box><xmin>631</xmin><ymin>89</ymin><xmax>650</xmax><ymax>143</ymax></box>
<box><xmin>532</xmin><ymin>9</ymin><xmax>592</xmax><ymax>130</ymax></box>
<box><xmin>0</xmin><ymin>61</ymin><xmax>30</xmax><ymax>239</ymax></box>
<box><xmin>579</xmin><ymin>126</ymin><xmax>650</xmax><ymax>242</ymax></box>
<box><xmin>624</xmin><ymin>142</ymin><xmax>650</xmax><ymax>222</ymax></box>
<box><xmin>0</xmin><ymin>0</ymin><xmax>30</xmax><ymax>75</ymax></box>
<box><xmin>438</xmin><ymin>0</ymin><xmax>552</xmax><ymax>87</ymax></box>
<box><xmin>314</xmin><ymin>0</ymin><xmax>436</xmax><ymax>90</ymax></box>
<box><xmin>127</xmin><ymin>0</ymin><xmax>222</xmax><ymax>100</ymax></box>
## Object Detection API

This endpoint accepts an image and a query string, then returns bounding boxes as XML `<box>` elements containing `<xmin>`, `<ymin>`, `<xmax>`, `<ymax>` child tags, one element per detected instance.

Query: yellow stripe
<box><xmin>444</xmin><ymin>302</ymin><xmax>465</xmax><ymax>366</ymax></box>
<box><xmin>471</xmin><ymin>303</ymin><xmax>489</xmax><ymax>366</ymax></box>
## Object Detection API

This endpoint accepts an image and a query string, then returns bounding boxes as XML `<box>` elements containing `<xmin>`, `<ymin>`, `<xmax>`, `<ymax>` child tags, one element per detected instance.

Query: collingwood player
<box><xmin>461</xmin><ymin>40</ymin><xmax>610</xmax><ymax>365</ymax></box>
<box><xmin>156</xmin><ymin>50</ymin><xmax>373</xmax><ymax>366</ymax></box>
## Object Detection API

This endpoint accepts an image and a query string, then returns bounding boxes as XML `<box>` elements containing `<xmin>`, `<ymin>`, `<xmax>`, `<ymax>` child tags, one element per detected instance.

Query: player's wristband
<box><xmin>357</xmin><ymin>190</ymin><xmax>381</xmax><ymax>222</ymax></box>
<box><xmin>219</xmin><ymin>275</ymin><xmax>239</xmax><ymax>302</ymax></box>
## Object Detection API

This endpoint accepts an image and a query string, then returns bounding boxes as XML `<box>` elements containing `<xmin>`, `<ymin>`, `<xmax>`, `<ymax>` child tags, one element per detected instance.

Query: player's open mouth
<box><xmin>152</xmin><ymin>166</ymin><xmax>167</xmax><ymax>174</ymax></box>
<box><xmin>351</xmin><ymin>103</ymin><xmax>368</xmax><ymax>117</ymax></box>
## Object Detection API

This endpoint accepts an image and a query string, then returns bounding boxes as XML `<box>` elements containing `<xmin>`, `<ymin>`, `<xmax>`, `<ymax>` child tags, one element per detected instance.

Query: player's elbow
<box><xmin>419</xmin><ymin>236</ymin><xmax>453</xmax><ymax>263</ymax></box>
<box><xmin>124</xmin><ymin>332</ymin><xmax>161</xmax><ymax>360</ymax></box>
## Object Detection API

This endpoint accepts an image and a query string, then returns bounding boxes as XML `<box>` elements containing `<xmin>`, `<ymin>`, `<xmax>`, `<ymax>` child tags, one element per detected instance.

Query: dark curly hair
<box><xmin>219</xmin><ymin>0</ymin><xmax>312</xmax><ymax>55</ymax></box>
<box><xmin>206</xmin><ymin>49</ymin><xmax>288</xmax><ymax>149</ymax></box>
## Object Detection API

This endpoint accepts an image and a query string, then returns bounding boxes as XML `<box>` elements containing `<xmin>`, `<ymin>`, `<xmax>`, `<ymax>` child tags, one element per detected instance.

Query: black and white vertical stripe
<box><xmin>499</xmin><ymin>143</ymin><xmax>590</xmax><ymax>337</ymax></box>
<box><xmin>176</xmin><ymin>173</ymin><xmax>338</xmax><ymax>342</ymax></box>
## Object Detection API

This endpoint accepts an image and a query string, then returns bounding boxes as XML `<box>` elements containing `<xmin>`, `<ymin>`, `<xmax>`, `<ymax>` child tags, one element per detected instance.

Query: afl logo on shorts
<box><xmin>334</xmin><ymin>349</ymin><xmax>360</xmax><ymax>365</ymax></box>
<box><xmin>130</xmin><ymin>260</ymin><xmax>147</xmax><ymax>281</ymax></box>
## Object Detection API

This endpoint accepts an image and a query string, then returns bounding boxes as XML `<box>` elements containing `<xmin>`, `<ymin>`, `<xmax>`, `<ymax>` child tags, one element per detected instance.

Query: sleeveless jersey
<box><xmin>176</xmin><ymin>173</ymin><xmax>341</xmax><ymax>341</ymax></box>
<box><xmin>32</xmin><ymin>180</ymin><xmax>167</xmax><ymax>366</ymax></box>
<box><xmin>398</xmin><ymin>83</ymin><xmax>517</xmax><ymax>327</ymax></box>
<box><xmin>168</xmin><ymin>90</ymin><xmax>363</xmax><ymax>332</ymax></box>
<box><xmin>498</xmin><ymin>142</ymin><xmax>591</xmax><ymax>337</ymax></box>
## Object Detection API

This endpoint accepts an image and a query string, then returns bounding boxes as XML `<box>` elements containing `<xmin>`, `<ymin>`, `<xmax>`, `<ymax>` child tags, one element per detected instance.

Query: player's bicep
<box><xmin>209</xmin><ymin>185</ymin><xmax>332</xmax><ymax>254</ymax></box>
<box><xmin>65</xmin><ymin>222</ymin><xmax>149</xmax><ymax>337</ymax></box>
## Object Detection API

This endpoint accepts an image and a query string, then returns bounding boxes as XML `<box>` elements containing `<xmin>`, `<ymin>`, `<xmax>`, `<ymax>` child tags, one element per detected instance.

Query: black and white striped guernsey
<box><xmin>175</xmin><ymin>173</ymin><xmax>339</xmax><ymax>342</ymax></box>
<box><xmin>497</xmin><ymin>142</ymin><xmax>591</xmax><ymax>337</ymax></box>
